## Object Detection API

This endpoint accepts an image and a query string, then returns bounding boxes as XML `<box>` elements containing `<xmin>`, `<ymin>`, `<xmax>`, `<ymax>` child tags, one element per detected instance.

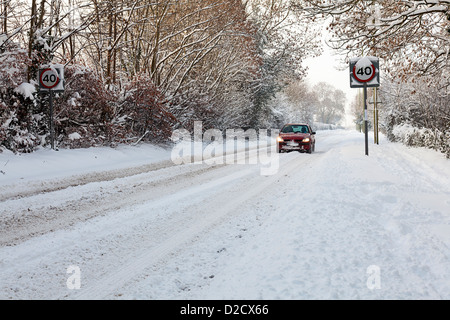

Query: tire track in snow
<box><xmin>70</xmin><ymin>153</ymin><xmax>313</xmax><ymax>300</ymax></box>
<box><xmin>0</xmin><ymin>145</ymin><xmax>269</xmax><ymax>246</ymax></box>
<box><xmin>0</xmin><ymin>159</ymin><xmax>176</xmax><ymax>202</ymax></box>
<box><xmin>0</xmin><ymin>162</ymin><xmax>225</xmax><ymax>246</ymax></box>
<box><xmin>0</xmin><ymin>142</ymin><xmax>266</xmax><ymax>202</ymax></box>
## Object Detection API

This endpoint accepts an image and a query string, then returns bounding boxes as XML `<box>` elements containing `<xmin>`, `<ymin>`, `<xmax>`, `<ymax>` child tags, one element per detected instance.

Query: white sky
<box><xmin>303</xmin><ymin>43</ymin><xmax>359</xmax><ymax>127</ymax></box>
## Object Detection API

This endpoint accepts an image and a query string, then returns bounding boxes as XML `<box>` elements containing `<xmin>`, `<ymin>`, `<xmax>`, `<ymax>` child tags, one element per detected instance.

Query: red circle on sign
<box><xmin>352</xmin><ymin>64</ymin><xmax>376</xmax><ymax>83</ymax></box>
<box><xmin>40</xmin><ymin>68</ymin><xmax>60</xmax><ymax>89</ymax></box>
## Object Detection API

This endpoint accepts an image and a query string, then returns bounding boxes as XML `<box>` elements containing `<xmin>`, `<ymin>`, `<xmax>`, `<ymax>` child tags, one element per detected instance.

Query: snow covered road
<box><xmin>0</xmin><ymin>129</ymin><xmax>449</xmax><ymax>299</ymax></box>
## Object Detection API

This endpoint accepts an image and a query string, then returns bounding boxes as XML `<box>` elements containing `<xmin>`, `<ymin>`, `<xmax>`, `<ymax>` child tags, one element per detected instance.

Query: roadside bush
<box><xmin>55</xmin><ymin>65</ymin><xmax>116</xmax><ymax>148</ymax></box>
<box><xmin>391</xmin><ymin>123</ymin><xmax>450</xmax><ymax>158</ymax></box>
<box><xmin>119</xmin><ymin>75</ymin><xmax>177</xmax><ymax>143</ymax></box>
<box><xmin>0</xmin><ymin>44</ymin><xmax>40</xmax><ymax>153</ymax></box>
<box><xmin>381</xmin><ymin>75</ymin><xmax>449</xmax><ymax>158</ymax></box>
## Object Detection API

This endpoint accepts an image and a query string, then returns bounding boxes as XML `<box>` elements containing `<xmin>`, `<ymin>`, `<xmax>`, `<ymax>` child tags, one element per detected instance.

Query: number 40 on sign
<box><xmin>349</xmin><ymin>56</ymin><xmax>380</xmax><ymax>88</ymax></box>
<box><xmin>38</xmin><ymin>65</ymin><xmax>64</xmax><ymax>92</ymax></box>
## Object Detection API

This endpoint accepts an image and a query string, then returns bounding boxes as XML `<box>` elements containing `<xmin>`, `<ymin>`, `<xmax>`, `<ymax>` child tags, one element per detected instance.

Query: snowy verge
<box><xmin>0</xmin><ymin>144</ymin><xmax>171</xmax><ymax>185</ymax></box>
<box><xmin>390</xmin><ymin>123</ymin><xmax>450</xmax><ymax>158</ymax></box>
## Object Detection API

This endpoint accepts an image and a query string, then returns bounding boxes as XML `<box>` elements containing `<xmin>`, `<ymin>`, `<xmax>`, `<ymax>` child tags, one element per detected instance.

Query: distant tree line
<box><xmin>0</xmin><ymin>0</ymin><xmax>321</xmax><ymax>152</ymax></box>
<box><xmin>273</xmin><ymin>81</ymin><xmax>346</xmax><ymax>128</ymax></box>
<box><xmin>1</xmin><ymin>0</ymin><xmax>448</xmax><ymax>155</ymax></box>
<box><xmin>304</xmin><ymin>0</ymin><xmax>449</xmax><ymax>157</ymax></box>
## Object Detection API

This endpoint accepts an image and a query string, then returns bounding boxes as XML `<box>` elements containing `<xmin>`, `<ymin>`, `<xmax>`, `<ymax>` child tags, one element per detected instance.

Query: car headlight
<box><xmin>302</xmin><ymin>138</ymin><xmax>310</xmax><ymax>143</ymax></box>
<box><xmin>276</xmin><ymin>136</ymin><xmax>284</xmax><ymax>142</ymax></box>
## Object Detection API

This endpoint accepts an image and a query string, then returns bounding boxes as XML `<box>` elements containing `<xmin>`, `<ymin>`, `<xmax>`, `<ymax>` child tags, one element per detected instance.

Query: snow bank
<box><xmin>313</xmin><ymin>122</ymin><xmax>344</xmax><ymax>130</ymax></box>
<box><xmin>0</xmin><ymin>143</ymin><xmax>171</xmax><ymax>186</ymax></box>
<box><xmin>391</xmin><ymin>123</ymin><xmax>450</xmax><ymax>158</ymax></box>
<box><xmin>13</xmin><ymin>83</ymin><xmax>36</xmax><ymax>100</ymax></box>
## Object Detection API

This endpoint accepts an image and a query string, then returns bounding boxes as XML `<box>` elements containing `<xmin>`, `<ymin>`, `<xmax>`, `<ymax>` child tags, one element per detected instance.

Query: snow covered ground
<box><xmin>0</xmin><ymin>129</ymin><xmax>449</xmax><ymax>300</ymax></box>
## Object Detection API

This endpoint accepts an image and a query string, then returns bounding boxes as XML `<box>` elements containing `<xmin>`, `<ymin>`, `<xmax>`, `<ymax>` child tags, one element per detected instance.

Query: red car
<box><xmin>277</xmin><ymin>123</ymin><xmax>316</xmax><ymax>153</ymax></box>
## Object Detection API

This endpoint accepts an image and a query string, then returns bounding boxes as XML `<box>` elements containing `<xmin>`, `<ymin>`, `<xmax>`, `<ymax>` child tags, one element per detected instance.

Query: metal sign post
<box><xmin>363</xmin><ymin>83</ymin><xmax>369</xmax><ymax>156</ymax></box>
<box><xmin>373</xmin><ymin>87</ymin><xmax>379</xmax><ymax>145</ymax></box>
<box><xmin>368</xmin><ymin>87</ymin><xmax>382</xmax><ymax>145</ymax></box>
<box><xmin>350</xmin><ymin>57</ymin><xmax>380</xmax><ymax>156</ymax></box>
<box><xmin>49</xmin><ymin>90</ymin><xmax>55</xmax><ymax>150</ymax></box>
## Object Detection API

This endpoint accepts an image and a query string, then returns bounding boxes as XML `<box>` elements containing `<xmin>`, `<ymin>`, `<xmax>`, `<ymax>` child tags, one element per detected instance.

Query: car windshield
<box><xmin>281</xmin><ymin>125</ymin><xmax>309</xmax><ymax>134</ymax></box>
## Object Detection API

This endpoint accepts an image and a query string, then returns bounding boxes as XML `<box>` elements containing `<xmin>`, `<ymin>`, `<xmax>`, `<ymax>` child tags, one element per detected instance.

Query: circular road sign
<box><xmin>352</xmin><ymin>58</ymin><xmax>376</xmax><ymax>83</ymax></box>
<box><xmin>40</xmin><ymin>68</ymin><xmax>60</xmax><ymax>89</ymax></box>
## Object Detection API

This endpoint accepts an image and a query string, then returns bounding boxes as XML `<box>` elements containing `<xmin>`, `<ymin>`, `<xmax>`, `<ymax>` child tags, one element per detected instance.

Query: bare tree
<box><xmin>299</xmin><ymin>0</ymin><xmax>450</xmax><ymax>80</ymax></box>
<box><xmin>242</xmin><ymin>0</ymin><xmax>322</xmax><ymax>126</ymax></box>
<box><xmin>282</xmin><ymin>81</ymin><xmax>317</xmax><ymax>124</ymax></box>
<box><xmin>1</xmin><ymin>0</ymin><xmax>9</xmax><ymax>33</ymax></box>
<box><xmin>313</xmin><ymin>82</ymin><xmax>346</xmax><ymax>125</ymax></box>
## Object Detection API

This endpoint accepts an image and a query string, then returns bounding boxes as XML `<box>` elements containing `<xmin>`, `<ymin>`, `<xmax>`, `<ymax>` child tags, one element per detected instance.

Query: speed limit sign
<box><xmin>349</xmin><ymin>56</ymin><xmax>380</xmax><ymax>156</ymax></box>
<box><xmin>350</xmin><ymin>57</ymin><xmax>379</xmax><ymax>88</ymax></box>
<box><xmin>38</xmin><ymin>65</ymin><xmax>65</xmax><ymax>150</ymax></box>
<box><xmin>39</xmin><ymin>65</ymin><xmax>64</xmax><ymax>92</ymax></box>
<box><xmin>353</xmin><ymin>61</ymin><xmax>375</xmax><ymax>83</ymax></box>
<box><xmin>40</xmin><ymin>68</ymin><xmax>59</xmax><ymax>89</ymax></box>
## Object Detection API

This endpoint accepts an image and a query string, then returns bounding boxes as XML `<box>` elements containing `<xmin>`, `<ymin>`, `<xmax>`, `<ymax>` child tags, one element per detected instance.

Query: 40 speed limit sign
<box><xmin>349</xmin><ymin>56</ymin><xmax>380</xmax><ymax>88</ymax></box>
<box><xmin>39</xmin><ymin>65</ymin><xmax>64</xmax><ymax>92</ymax></box>
<box><xmin>38</xmin><ymin>64</ymin><xmax>65</xmax><ymax>150</ymax></box>
<box><xmin>349</xmin><ymin>56</ymin><xmax>380</xmax><ymax>157</ymax></box>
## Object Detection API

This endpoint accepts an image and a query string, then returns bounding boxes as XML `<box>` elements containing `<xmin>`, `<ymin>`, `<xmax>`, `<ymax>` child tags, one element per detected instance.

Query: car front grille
<box><xmin>281</xmin><ymin>139</ymin><xmax>309</xmax><ymax>147</ymax></box>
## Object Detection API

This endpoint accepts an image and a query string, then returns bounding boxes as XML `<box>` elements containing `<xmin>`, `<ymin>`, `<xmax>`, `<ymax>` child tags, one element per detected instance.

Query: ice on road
<box><xmin>0</xmin><ymin>129</ymin><xmax>449</xmax><ymax>299</ymax></box>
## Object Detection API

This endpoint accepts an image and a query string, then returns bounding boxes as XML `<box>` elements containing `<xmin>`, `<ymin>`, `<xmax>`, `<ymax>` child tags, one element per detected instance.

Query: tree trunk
<box><xmin>28</xmin><ymin>0</ymin><xmax>37</xmax><ymax>81</ymax></box>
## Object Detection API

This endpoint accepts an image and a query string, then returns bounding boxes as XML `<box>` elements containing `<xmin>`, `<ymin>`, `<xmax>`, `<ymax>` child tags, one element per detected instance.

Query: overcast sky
<box><xmin>304</xmin><ymin>45</ymin><xmax>357</xmax><ymax>100</ymax></box>
<box><xmin>303</xmin><ymin>36</ymin><xmax>359</xmax><ymax>127</ymax></box>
